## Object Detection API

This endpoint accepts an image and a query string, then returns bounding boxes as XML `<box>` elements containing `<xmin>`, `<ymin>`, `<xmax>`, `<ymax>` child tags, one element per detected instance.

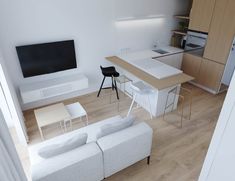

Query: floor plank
<box><xmin>21</xmin><ymin>84</ymin><xmax>226</xmax><ymax>181</ymax></box>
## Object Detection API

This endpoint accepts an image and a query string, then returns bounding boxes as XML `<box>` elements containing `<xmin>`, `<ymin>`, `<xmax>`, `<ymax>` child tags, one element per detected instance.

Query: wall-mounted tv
<box><xmin>16</xmin><ymin>40</ymin><xmax>77</xmax><ymax>78</ymax></box>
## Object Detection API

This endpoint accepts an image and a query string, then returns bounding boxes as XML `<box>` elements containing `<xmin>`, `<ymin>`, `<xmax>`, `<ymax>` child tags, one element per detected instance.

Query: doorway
<box><xmin>0</xmin><ymin>63</ymin><xmax>30</xmax><ymax>178</ymax></box>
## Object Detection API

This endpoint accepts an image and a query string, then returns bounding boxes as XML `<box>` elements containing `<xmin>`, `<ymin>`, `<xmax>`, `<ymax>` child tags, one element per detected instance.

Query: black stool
<box><xmin>97</xmin><ymin>66</ymin><xmax>120</xmax><ymax>100</ymax></box>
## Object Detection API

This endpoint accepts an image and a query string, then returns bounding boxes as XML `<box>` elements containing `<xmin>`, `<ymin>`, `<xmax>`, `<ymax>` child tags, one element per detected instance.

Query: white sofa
<box><xmin>97</xmin><ymin>122</ymin><xmax>153</xmax><ymax>178</ymax></box>
<box><xmin>29</xmin><ymin>116</ymin><xmax>153</xmax><ymax>181</ymax></box>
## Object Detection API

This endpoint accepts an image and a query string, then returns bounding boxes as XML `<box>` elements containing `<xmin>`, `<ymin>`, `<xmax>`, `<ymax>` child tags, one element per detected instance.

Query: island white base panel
<box><xmin>116</xmin><ymin>70</ymin><xmax>180</xmax><ymax>117</ymax></box>
<box><xmin>133</xmin><ymin>85</ymin><xmax>180</xmax><ymax>117</ymax></box>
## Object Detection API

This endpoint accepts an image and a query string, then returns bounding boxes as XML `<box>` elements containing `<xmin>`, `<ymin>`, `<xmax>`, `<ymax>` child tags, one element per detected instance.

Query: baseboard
<box><xmin>189</xmin><ymin>81</ymin><xmax>217</xmax><ymax>94</ymax></box>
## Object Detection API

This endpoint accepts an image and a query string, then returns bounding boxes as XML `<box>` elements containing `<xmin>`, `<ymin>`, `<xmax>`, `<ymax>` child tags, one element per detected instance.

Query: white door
<box><xmin>0</xmin><ymin>63</ymin><xmax>28</xmax><ymax>144</ymax></box>
<box><xmin>199</xmin><ymin>68</ymin><xmax>235</xmax><ymax>180</ymax></box>
<box><xmin>221</xmin><ymin>38</ymin><xmax>235</xmax><ymax>86</ymax></box>
<box><xmin>0</xmin><ymin>83</ymin><xmax>13</xmax><ymax>127</ymax></box>
<box><xmin>206</xmin><ymin>102</ymin><xmax>235</xmax><ymax>180</ymax></box>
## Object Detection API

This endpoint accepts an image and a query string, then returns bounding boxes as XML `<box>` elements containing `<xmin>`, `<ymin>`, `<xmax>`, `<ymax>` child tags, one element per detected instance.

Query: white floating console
<box><xmin>20</xmin><ymin>74</ymin><xmax>88</xmax><ymax>104</ymax></box>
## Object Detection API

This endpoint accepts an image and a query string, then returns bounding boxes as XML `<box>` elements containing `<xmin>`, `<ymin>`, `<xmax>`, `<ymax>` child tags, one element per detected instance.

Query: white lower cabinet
<box><xmin>155</xmin><ymin>53</ymin><xmax>183</xmax><ymax>69</ymax></box>
<box><xmin>20</xmin><ymin>74</ymin><xmax>88</xmax><ymax>104</ymax></box>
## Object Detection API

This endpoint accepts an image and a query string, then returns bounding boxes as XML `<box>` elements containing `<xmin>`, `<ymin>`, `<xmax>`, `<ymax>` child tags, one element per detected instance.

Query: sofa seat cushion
<box><xmin>31</xmin><ymin>142</ymin><xmax>104</xmax><ymax>181</ymax></box>
<box><xmin>38</xmin><ymin>133</ymin><xmax>88</xmax><ymax>158</ymax></box>
<box><xmin>29</xmin><ymin>115</ymin><xmax>123</xmax><ymax>166</ymax></box>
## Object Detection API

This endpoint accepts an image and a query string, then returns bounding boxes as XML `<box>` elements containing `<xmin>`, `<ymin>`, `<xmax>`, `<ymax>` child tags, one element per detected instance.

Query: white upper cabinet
<box><xmin>114</xmin><ymin>0</ymin><xmax>157</xmax><ymax>20</ymax></box>
<box><xmin>114</xmin><ymin>0</ymin><xmax>191</xmax><ymax>20</ymax></box>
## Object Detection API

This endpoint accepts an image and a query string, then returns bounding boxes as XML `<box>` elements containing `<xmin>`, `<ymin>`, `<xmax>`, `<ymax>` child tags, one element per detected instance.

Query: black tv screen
<box><xmin>16</xmin><ymin>40</ymin><xmax>77</xmax><ymax>78</ymax></box>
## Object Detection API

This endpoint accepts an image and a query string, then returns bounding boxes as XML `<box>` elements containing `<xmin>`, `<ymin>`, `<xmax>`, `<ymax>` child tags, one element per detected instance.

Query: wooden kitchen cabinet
<box><xmin>189</xmin><ymin>0</ymin><xmax>216</xmax><ymax>33</ymax></box>
<box><xmin>182</xmin><ymin>54</ymin><xmax>225</xmax><ymax>93</ymax></box>
<box><xmin>204</xmin><ymin>0</ymin><xmax>235</xmax><ymax>64</ymax></box>
<box><xmin>197</xmin><ymin>58</ymin><xmax>225</xmax><ymax>91</ymax></box>
<box><xmin>181</xmin><ymin>53</ymin><xmax>202</xmax><ymax>82</ymax></box>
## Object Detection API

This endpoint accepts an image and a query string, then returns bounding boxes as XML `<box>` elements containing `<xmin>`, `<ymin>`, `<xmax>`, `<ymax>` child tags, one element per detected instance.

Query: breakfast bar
<box><xmin>106</xmin><ymin>48</ymin><xmax>194</xmax><ymax>117</ymax></box>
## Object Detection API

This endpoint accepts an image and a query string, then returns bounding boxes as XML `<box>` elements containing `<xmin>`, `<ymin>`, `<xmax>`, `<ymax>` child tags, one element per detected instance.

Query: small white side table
<box><xmin>65</xmin><ymin>102</ymin><xmax>88</xmax><ymax>130</ymax></box>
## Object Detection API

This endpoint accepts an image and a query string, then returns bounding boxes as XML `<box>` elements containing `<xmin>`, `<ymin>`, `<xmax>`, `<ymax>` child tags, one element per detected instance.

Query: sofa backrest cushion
<box><xmin>38</xmin><ymin>133</ymin><xmax>88</xmax><ymax>158</ymax></box>
<box><xmin>97</xmin><ymin>115</ymin><xmax>135</xmax><ymax>139</ymax></box>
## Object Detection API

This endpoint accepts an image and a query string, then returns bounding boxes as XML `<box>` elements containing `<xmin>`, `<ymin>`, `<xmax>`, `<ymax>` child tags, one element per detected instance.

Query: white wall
<box><xmin>0</xmin><ymin>0</ymin><xmax>189</xmax><ymax>110</ymax></box>
<box><xmin>221</xmin><ymin>38</ymin><xmax>235</xmax><ymax>86</ymax></box>
<box><xmin>0</xmin><ymin>110</ymin><xmax>27</xmax><ymax>181</ymax></box>
<box><xmin>199</xmin><ymin>71</ymin><xmax>235</xmax><ymax>181</ymax></box>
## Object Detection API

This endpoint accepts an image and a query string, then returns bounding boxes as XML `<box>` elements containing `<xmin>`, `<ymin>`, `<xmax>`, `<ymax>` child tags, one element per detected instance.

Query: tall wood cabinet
<box><xmin>203</xmin><ymin>0</ymin><xmax>235</xmax><ymax>64</ymax></box>
<box><xmin>182</xmin><ymin>0</ymin><xmax>235</xmax><ymax>93</ymax></box>
<box><xmin>182</xmin><ymin>54</ymin><xmax>225</xmax><ymax>92</ymax></box>
<box><xmin>189</xmin><ymin>0</ymin><xmax>216</xmax><ymax>33</ymax></box>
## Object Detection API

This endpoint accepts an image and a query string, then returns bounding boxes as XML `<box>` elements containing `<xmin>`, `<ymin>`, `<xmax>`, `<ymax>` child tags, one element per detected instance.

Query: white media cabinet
<box><xmin>20</xmin><ymin>74</ymin><xmax>88</xmax><ymax>104</ymax></box>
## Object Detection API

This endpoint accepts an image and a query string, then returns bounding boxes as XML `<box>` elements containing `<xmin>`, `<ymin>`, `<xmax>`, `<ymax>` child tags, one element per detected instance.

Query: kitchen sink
<box><xmin>153</xmin><ymin>49</ymin><xmax>169</xmax><ymax>54</ymax></box>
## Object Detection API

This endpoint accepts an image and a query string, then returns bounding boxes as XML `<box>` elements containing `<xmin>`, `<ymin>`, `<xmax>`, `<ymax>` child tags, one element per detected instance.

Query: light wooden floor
<box><xmin>22</xmin><ymin>84</ymin><xmax>226</xmax><ymax>181</ymax></box>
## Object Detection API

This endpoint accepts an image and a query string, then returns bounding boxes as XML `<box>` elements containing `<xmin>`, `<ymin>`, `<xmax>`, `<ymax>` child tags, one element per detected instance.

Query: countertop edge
<box><xmin>106</xmin><ymin>56</ymin><xmax>194</xmax><ymax>90</ymax></box>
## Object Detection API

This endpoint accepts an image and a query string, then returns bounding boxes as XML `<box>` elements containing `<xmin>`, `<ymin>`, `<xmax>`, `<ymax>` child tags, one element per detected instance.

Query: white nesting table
<box><xmin>34</xmin><ymin>103</ymin><xmax>71</xmax><ymax>140</ymax></box>
<box><xmin>65</xmin><ymin>102</ymin><xmax>89</xmax><ymax>130</ymax></box>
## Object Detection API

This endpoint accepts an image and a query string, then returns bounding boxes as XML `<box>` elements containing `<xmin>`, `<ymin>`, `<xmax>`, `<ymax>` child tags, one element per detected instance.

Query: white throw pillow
<box><xmin>38</xmin><ymin>133</ymin><xmax>88</xmax><ymax>158</ymax></box>
<box><xmin>97</xmin><ymin>115</ymin><xmax>135</xmax><ymax>139</ymax></box>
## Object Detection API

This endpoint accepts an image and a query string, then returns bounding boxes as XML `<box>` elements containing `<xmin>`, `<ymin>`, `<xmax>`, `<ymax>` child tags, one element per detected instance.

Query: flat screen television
<box><xmin>16</xmin><ymin>40</ymin><xmax>77</xmax><ymax>78</ymax></box>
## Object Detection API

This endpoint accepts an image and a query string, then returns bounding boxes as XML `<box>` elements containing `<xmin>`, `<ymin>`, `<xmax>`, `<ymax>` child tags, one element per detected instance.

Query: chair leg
<box><xmin>97</xmin><ymin>76</ymin><xmax>106</xmax><ymax>97</ymax></box>
<box><xmin>70</xmin><ymin>119</ymin><xmax>73</xmax><ymax>131</ymax></box>
<box><xmin>111</xmin><ymin>77</ymin><xmax>114</xmax><ymax>90</ymax></box>
<box><xmin>127</xmin><ymin>94</ymin><xmax>136</xmax><ymax>116</ymax></box>
<box><xmin>114</xmin><ymin>79</ymin><xmax>119</xmax><ymax>100</ymax></box>
<box><xmin>86</xmin><ymin>114</ymin><xmax>89</xmax><ymax>126</ymax></box>
<box><xmin>147</xmin><ymin>156</ymin><xmax>150</xmax><ymax>165</ymax></box>
<box><xmin>148</xmin><ymin>95</ymin><xmax>153</xmax><ymax>119</ymax></box>
<box><xmin>64</xmin><ymin>121</ymin><xmax>67</xmax><ymax>132</ymax></box>
<box><xmin>60</xmin><ymin>121</ymin><xmax>65</xmax><ymax>133</ymax></box>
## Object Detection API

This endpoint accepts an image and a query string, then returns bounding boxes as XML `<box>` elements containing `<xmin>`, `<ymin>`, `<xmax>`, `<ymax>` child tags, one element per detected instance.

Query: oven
<box><xmin>185</xmin><ymin>31</ymin><xmax>208</xmax><ymax>51</ymax></box>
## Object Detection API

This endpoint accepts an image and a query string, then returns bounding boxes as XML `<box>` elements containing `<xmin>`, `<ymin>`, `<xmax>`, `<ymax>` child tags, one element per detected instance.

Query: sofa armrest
<box><xmin>97</xmin><ymin>122</ymin><xmax>153</xmax><ymax>177</ymax></box>
<box><xmin>31</xmin><ymin>142</ymin><xmax>104</xmax><ymax>181</ymax></box>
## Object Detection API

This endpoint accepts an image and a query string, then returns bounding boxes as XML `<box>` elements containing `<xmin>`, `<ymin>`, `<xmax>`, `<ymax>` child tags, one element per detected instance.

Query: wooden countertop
<box><xmin>106</xmin><ymin>56</ymin><xmax>194</xmax><ymax>90</ymax></box>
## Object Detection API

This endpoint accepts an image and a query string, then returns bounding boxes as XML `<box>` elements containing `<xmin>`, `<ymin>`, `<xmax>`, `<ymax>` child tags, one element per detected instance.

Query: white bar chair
<box><xmin>64</xmin><ymin>102</ymin><xmax>88</xmax><ymax>131</ymax></box>
<box><xmin>127</xmin><ymin>81</ymin><xmax>154</xmax><ymax>119</ymax></box>
<box><xmin>115</xmin><ymin>75</ymin><xmax>133</xmax><ymax>97</ymax></box>
<box><xmin>163</xmin><ymin>86</ymin><xmax>192</xmax><ymax>128</ymax></box>
<box><xmin>115</xmin><ymin>75</ymin><xmax>133</xmax><ymax>111</ymax></box>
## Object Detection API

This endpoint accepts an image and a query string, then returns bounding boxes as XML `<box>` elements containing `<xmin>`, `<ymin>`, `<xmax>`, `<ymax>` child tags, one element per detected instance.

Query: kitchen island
<box><xmin>106</xmin><ymin>47</ymin><xmax>193</xmax><ymax>117</ymax></box>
